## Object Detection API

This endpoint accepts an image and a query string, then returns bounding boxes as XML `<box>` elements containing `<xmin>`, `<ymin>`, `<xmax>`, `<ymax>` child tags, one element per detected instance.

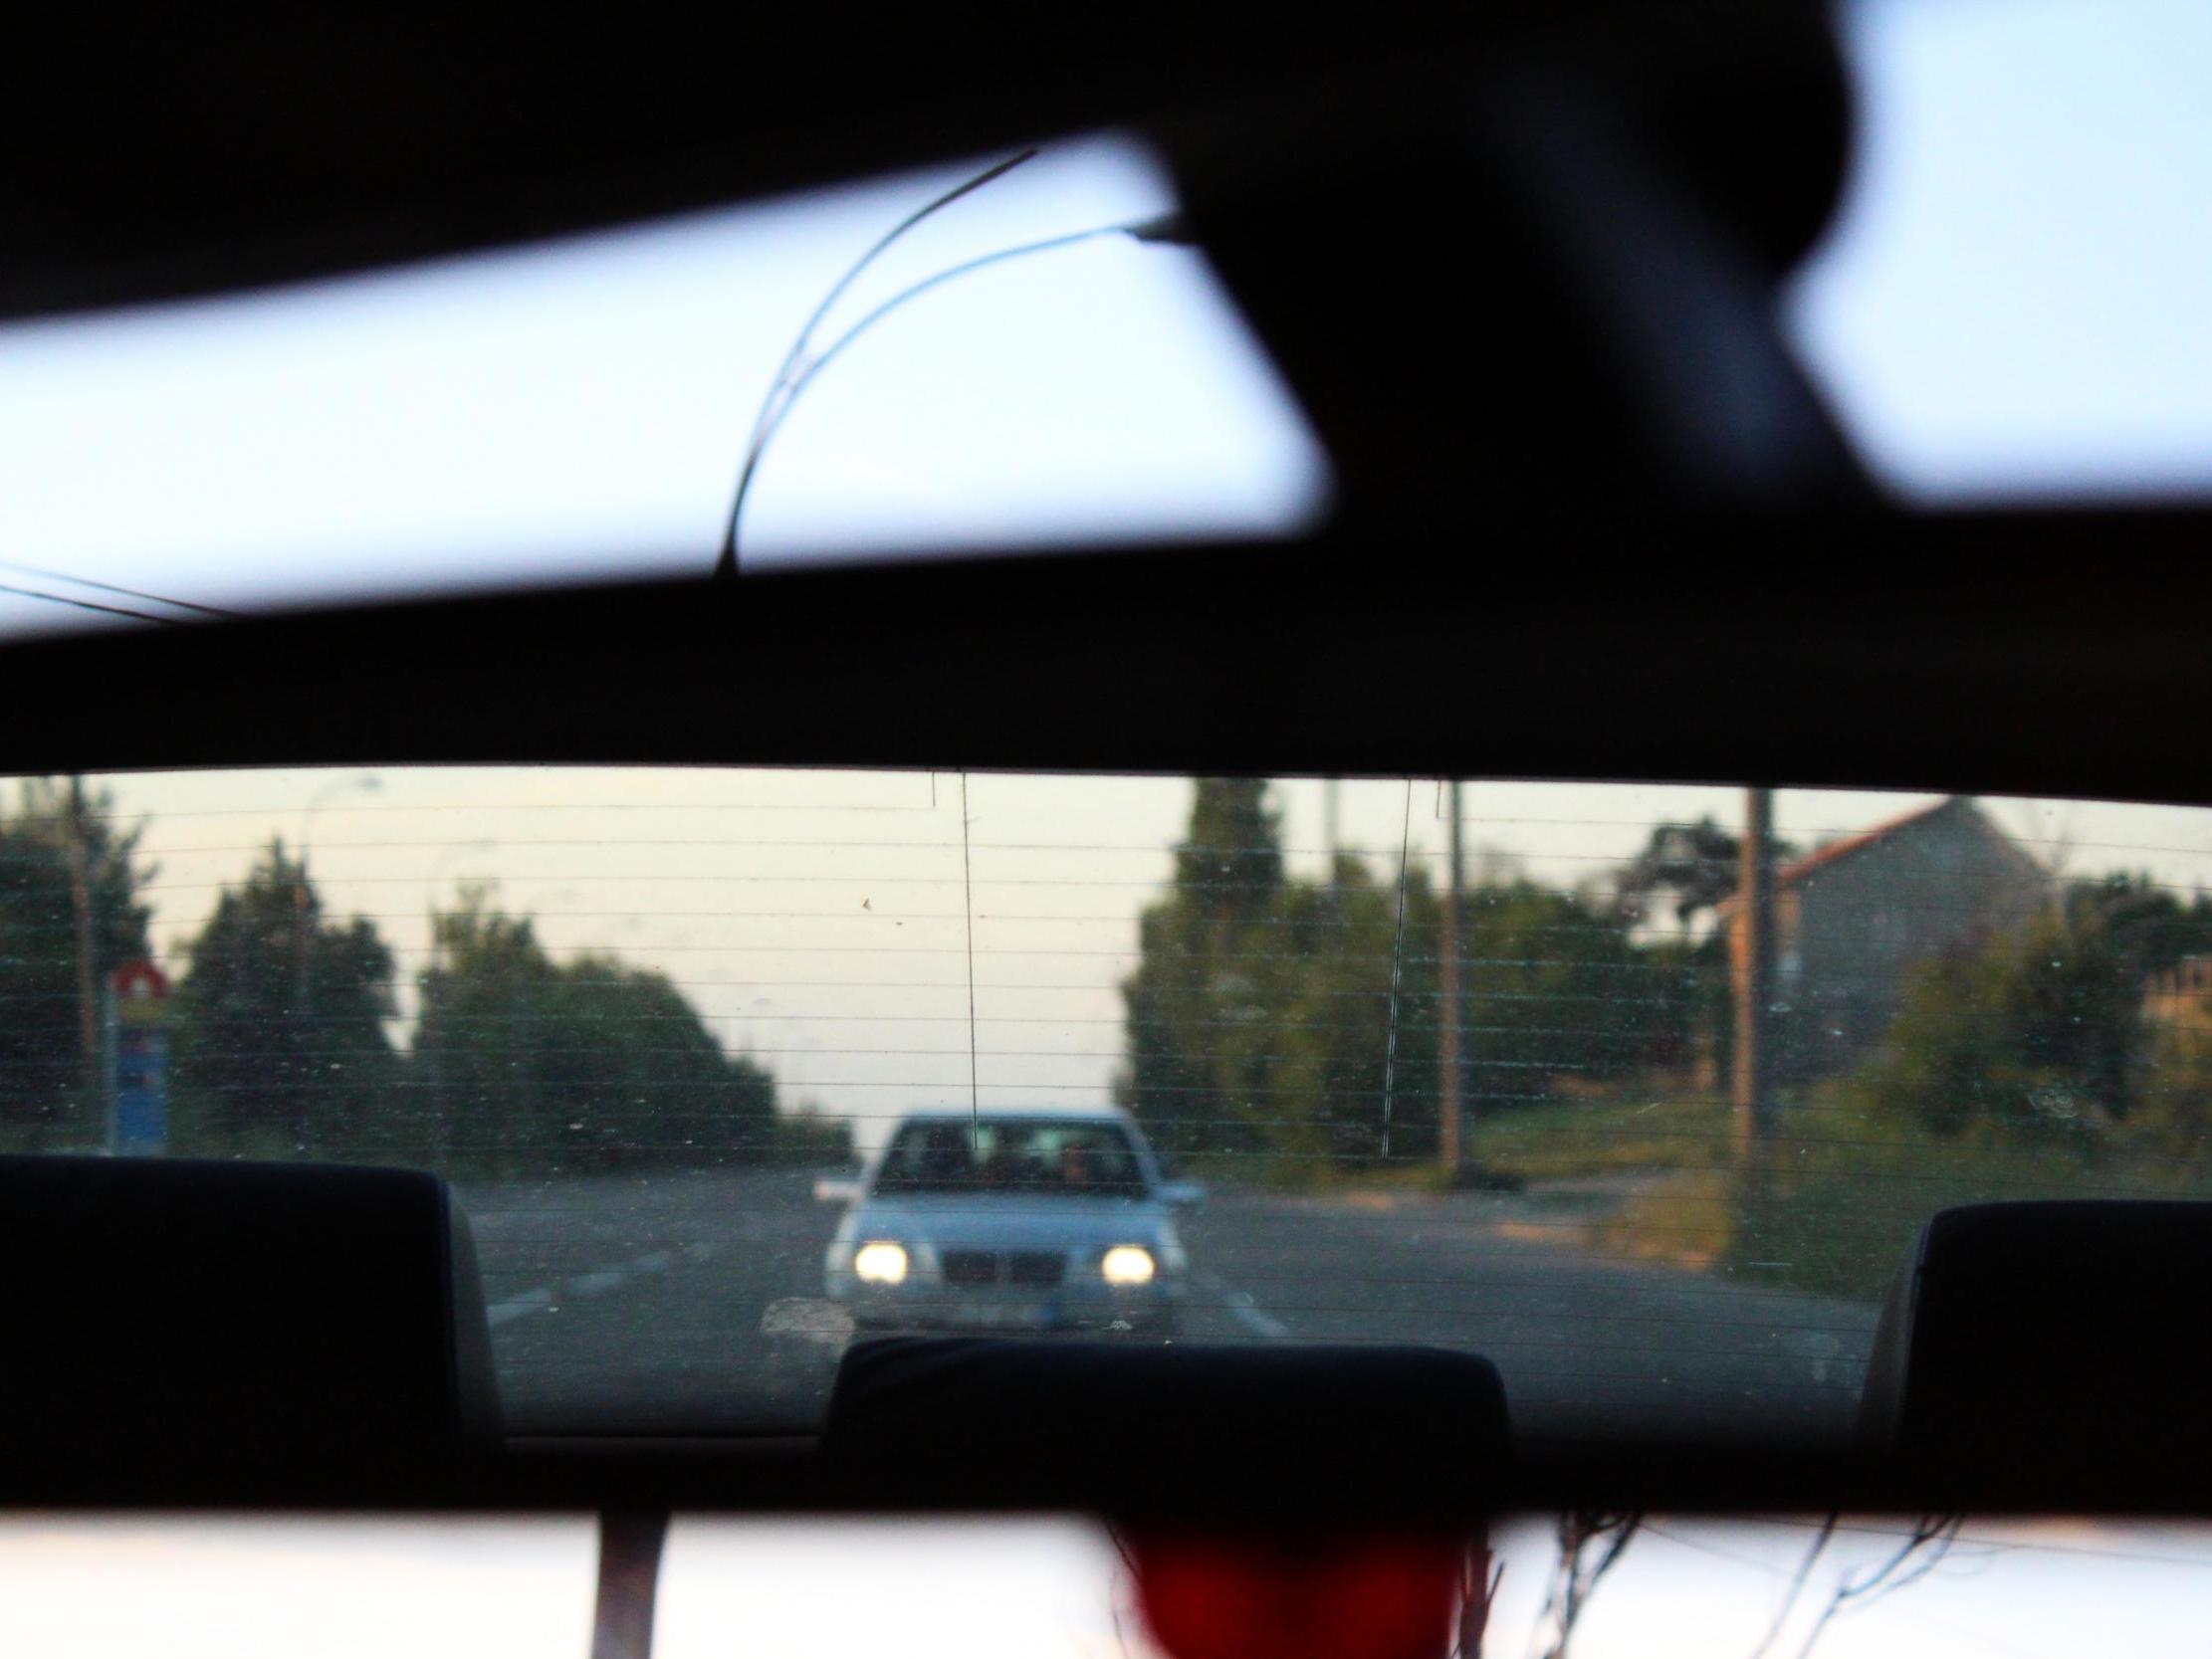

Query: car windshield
<box><xmin>873</xmin><ymin>1120</ymin><xmax>1149</xmax><ymax>1197</ymax></box>
<box><xmin>12</xmin><ymin>764</ymin><xmax>2212</xmax><ymax>1443</ymax></box>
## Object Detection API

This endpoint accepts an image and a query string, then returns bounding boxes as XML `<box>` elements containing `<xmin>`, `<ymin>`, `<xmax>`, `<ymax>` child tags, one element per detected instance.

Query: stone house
<box><xmin>1727</xmin><ymin>796</ymin><xmax>2050</xmax><ymax>1082</ymax></box>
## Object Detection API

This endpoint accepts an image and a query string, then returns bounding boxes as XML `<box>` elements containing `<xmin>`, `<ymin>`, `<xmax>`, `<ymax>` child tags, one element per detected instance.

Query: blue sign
<box><xmin>107</xmin><ymin>962</ymin><xmax>173</xmax><ymax>1157</ymax></box>
<box><xmin>112</xmin><ymin>1025</ymin><xmax>168</xmax><ymax>1153</ymax></box>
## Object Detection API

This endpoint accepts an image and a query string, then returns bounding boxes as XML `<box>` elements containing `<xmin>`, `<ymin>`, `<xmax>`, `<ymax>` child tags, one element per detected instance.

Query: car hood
<box><xmin>849</xmin><ymin>1194</ymin><xmax>1171</xmax><ymax>1251</ymax></box>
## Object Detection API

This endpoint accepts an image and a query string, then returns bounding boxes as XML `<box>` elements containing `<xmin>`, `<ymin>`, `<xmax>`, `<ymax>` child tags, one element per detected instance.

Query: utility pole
<box><xmin>1732</xmin><ymin>786</ymin><xmax>1778</xmax><ymax>1160</ymax></box>
<box><xmin>1323</xmin><ymin>777</ymin><xmax>1341</xmax><ymax>884</ymax></box>
<box><xmin>1439</xmin><ymin>779</ymin><xmax>1466</xmax><ymax>1180</ymax></box>
<box><xmin>423</xmin><ymin>888</ymin><xmax>445</xmax><ymax>1161</ymax></box>
<box><xmin>64</xmin><ymin>776</ymin><xmax>100</xmax><ymax>1113</ymax></box>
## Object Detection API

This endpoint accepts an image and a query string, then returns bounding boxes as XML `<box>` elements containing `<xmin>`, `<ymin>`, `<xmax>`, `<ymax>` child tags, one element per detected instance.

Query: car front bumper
<box><xmin>829</xmin><ymin>1276</ymin><xmax>1184</xmax><ymax>1334</ymax></box>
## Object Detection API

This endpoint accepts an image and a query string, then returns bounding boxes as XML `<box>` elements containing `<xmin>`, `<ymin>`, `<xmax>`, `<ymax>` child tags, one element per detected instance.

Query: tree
<box><xmin>1120</xmin><ymin>782</ymin><xmax>1703</xmax><ymax>1181</ymax></box>
<box><xmin>2139</xmin><ymin>1011</ymin><xmax>2212</xmax><ymax>1158</ymax></box>
<box><xmin>1614</xmin><ymin>815</ymin><xmax>1801</xmax><ymax>938</ymax></box>
<box><xmin>1118</xmin><ymin>779</ymin><xmax>1296</xmax><ymax>1164</ymax></box>
<box><xmin>1269</xmin><ymin>860</ymin><xmax>1443</xmax><ymax>1169</ymax></box>
<box><xmin>1850</xmin><ymin>883</ymin><xmax>2157</xmax><ymax>1140</ymax></box>
<box><xmin>1613</xmin><ymin>816</ymin><xmax>1799</xmax><ymax>1083</ymax></box>
<box><xmin>2066</xmin><ymin>871</ymin><xmax>2212</xmax><ymax>981</ymax></box>
<box><xmin>0</xmin><ymin>780</ymin><xmax>153</xmax><ymax>1141</ymax></box>
<box><xmin>777</xmin><ymin>1102</ymin><xmax>858</xmax><ymax>1166</ymax></box>
<box><xmin>1454</xmin><ymin>880</ymin><xmax>1680</xmax><ymax>1103</ymax></box>
<box><xmin>416</xmin><ymin>887</ymin><xmax>778</xmax><ymax>1176</ymax></box>
<box><xmin>170</xmin><ymin>839</ymin><xmax>398</xmax><ymax>1156</ymax></box>
<box><xmin>1615</xmin><ymin>817</ymin><xmax>1750</xmax><ymax>930</ymax></box>
<box><xmin>1174</xmin><ymin>776</ymin><xmax>1285</xmax><ymax>921</ymax></box>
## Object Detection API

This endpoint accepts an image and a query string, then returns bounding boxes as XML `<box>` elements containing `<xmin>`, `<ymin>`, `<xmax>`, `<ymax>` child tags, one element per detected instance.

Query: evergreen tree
<box><xmin>0</xmin><ymin>779</ymin><xmax>153</xmax><ymax>1141</ymax></box>
<box><xmin>171</xmin><ymin>838</ymin><xmax>398</xmax><ymax>1155</ymax></box>
<box><xmin>1119</xmin><ymin>779</ymin><xmax>1292</xmax><ymax>1163</ymax></box>
<box><xmin>417</xmin><ymin>887</ymin><xmax>778</xmax><ymax>1175</ymax></box>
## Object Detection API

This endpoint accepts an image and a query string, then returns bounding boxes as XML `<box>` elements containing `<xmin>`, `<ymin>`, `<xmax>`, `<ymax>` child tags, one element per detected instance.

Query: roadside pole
<box><xmin>424</xmin><ymin>895</ymin><xmax>445</xmax><ymax>1162</ymax></box>
<box><xmin>1439</xmin><ymin>780</ymin><xmax>1466</xmax><ymax>1180</ymax></box>
<box><xmin>65</xmin><ymin>777</ymin><xmax>100</xmax><ymax>1117</ymax></box>
<box><xmin>1323</xmin><ymin>777</ymin><xmax>1341</xmax><ymax>884</ymax></box>
<box><xmin>106</xmin><ymin>959</ymin><xmax>172</xmax><ymax>1156</ymax></box>
<box><xmin>1732</xmin><ymin>786</ymin><xmax>1778</xmax><ymax>1160</ymax></box>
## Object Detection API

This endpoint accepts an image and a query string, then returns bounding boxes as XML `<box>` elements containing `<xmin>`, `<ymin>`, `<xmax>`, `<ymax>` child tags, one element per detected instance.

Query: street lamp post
<box><xmin>1439</xmin><ymin>780</ymin><xmax>1465</xmax><ymax>1181</ymax></box>
<box><xmin>1733</xmin><ymin>786</ymin><xmax>1778</xmax><ymax>1162</ymax></box>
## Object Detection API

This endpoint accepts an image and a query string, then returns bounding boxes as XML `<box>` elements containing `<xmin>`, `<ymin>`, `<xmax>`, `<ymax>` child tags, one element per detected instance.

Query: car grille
<box><xmin>939</xmin><ymin>1249</ymin><xmax>1066</xmax><ymax>1288</ymax></box>
<box><xmin>942</xmin><ymin>1250</ymin><xmax>998</xmax><ymax>1286</ymax></box>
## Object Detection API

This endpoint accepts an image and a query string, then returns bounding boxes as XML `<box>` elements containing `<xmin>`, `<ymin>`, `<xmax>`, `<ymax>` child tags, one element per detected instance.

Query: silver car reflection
<box><xmin>818</xmin><ymin>1107</ymin><xmax>1202</xmax><ymax>1336</ymax></box>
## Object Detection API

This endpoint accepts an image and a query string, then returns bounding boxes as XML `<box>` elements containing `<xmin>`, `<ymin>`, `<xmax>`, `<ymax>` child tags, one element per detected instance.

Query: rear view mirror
<box><xmin>1160</xmin><ymin>1179</ymin><xmax>1207</xmax><ymax>1211</ymax></box>
<box><xmin>813</xmin><ymin>1177</ymin><xmax>862</xmax><ymax>1205</ymax></box>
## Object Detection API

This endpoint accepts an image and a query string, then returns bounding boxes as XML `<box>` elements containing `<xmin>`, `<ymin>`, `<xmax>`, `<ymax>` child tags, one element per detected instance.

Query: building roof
<box><xmin>1777</xmin><ymin>797</ymin><xmax>1962</xmax><ymax>888</ymax></box>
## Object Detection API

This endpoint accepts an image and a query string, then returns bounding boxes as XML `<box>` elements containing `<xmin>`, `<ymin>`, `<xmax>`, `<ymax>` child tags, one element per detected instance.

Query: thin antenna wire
<box><xmin>0</xmin><ymin>581</ymin><xmax>170</xmax><ymax>625</ymax></box>
<box><xmin>1380</xmin><ymin>779</ymin><xmax>1416</xmax><ymax>1158</ymax></box>
<box><xmin>0</xmin><ymin>559</ymin><xmax>236</xmax><ymax>618</ymax></box>
<box><xmin>715</xmin><ymin>148</ymin><xmax>1040</xmax><ymax>580</ymax></box>
<box><xmin>749</xmin><ymin>149</ymin><xmax>1037</xmax><ymax>461</ymax></box>
<box><xmin>728</xmin><ymin>222</ymin><xmax>1125</xmax><ymax>536</ymax></box>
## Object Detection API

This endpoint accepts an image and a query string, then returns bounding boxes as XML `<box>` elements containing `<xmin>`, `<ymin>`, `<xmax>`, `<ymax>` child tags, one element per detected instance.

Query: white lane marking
<box><xmin>487</xmin><ymin>1285</ymin><xmax>556</xmax><ymax>1326</ymax></box>
<box><xmin>1198</xmin><ymin>1270</ymin><xmax>1290</xmax><ymax>1340</ymax></box>
<box><xmin>760</xmin><ymin>1297</ymin><xmax>855</xmax><ymax>1343</ymax></box>
<box><xmin>485</xmin><ymin>1239</ymin><xmax>724</xmax><ymax>1328</ymax></box>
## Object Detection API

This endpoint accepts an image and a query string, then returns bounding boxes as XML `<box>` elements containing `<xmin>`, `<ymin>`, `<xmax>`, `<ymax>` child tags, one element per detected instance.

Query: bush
<box><xmin>1848</xmin><ymin>905</ymin><xmax>2140</xmax><ymax>1141</ymax></box>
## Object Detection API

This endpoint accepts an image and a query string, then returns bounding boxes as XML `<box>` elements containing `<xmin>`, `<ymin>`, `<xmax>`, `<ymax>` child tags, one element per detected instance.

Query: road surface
<box><xmin>460</xmin><ymin>1170</ymin><xmax>1877</xmax><ymax>1443</ymax></box>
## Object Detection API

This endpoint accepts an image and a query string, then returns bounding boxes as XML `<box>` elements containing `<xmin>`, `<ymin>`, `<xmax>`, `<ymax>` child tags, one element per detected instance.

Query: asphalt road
<box><xmin>458</xmin><ymin>1170</ymin><xmax>1878</xmax><ymax>1443</ymax></box>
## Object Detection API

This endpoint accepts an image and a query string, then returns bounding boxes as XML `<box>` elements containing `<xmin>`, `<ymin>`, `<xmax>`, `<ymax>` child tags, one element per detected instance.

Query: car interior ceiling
<box><xmin>8</xmin><ymin>3</ymin><xmax>2211</xmax><ymax>1656</ymax></box>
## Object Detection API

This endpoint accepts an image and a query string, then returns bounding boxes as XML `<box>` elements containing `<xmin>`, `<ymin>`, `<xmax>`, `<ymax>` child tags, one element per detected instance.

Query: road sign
<box><xmin>112</xmin><ymin>958</ymin><xmax>170</xmax><ymax>1016</ymax></box>
<box><xmin>105</xmin><ymin>960</ymin><xmax>171</xmax><ymax>1155</ymax></box>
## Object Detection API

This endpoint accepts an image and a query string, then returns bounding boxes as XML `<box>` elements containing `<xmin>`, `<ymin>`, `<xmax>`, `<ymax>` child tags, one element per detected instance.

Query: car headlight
<box><xmin>1101</xmin><ymin>1245</ymin><xmax>1156</xmax><ymax>1287</ymax></box>
<box><xmin>854</xmin><ymin>1241</ymin><xmax>909</xmax><ymax>1285</ymax></box>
